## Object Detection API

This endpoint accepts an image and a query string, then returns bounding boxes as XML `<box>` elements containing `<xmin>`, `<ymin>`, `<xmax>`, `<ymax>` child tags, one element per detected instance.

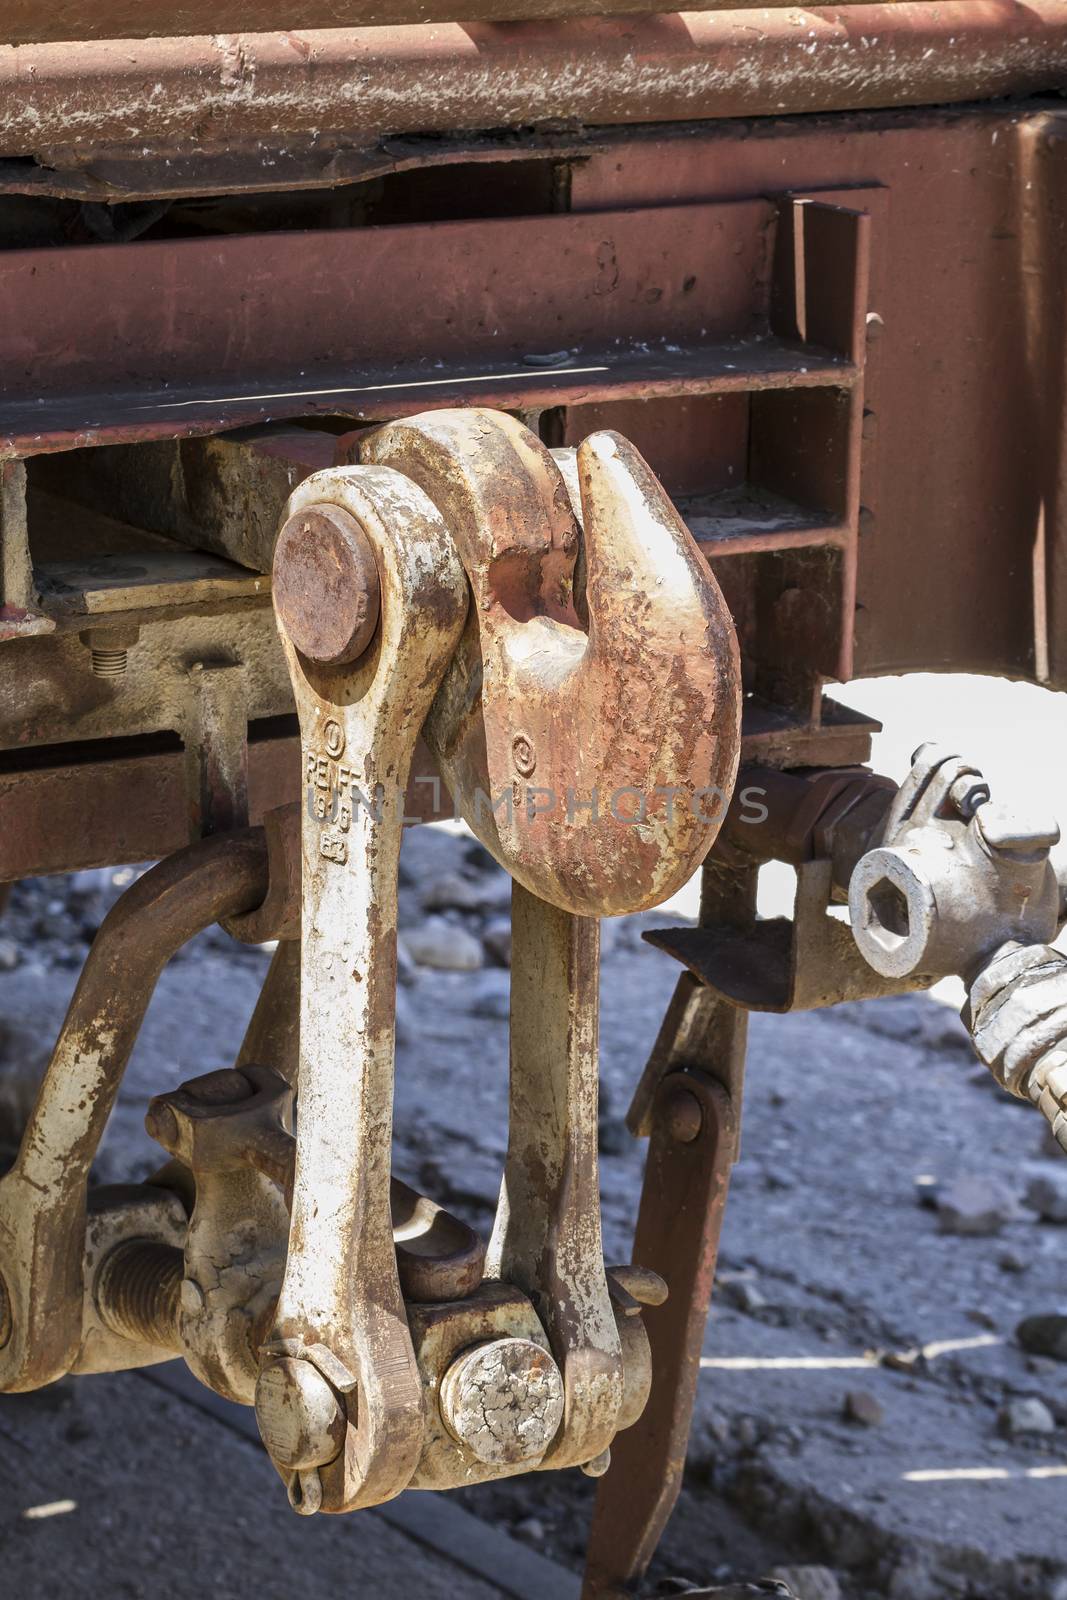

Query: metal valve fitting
<box><xmin>849</xmin><ymin>745</ymin><xmax>1060</xmax><ymax>980</ymax></box>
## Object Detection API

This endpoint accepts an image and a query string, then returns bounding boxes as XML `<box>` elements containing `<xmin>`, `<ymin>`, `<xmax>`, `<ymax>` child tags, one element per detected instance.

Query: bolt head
<box><xmin>440</xmin><ymin>1338</ymin><xmax>564</xmax><ymax>1466</ymax></box>
<box><xmin>144</xmin><ymin>1100</ymin><xmax>180</xmax><ymax>1151</ymax></box>
<box><xmin>180</xmin><ymin>1278</ymin><xmax>204</xmax><ymax>1317</ymax></box>
<box><xmin>662</xmin><ymin>1083</ymin><xmax>703</xmax><ymax>1144</ymax></box>
<box><xmin>273</xmin><ymin>505</ymin><xmax>381</xmax><ymax>667</ymax></box>
<box><xmin>580</xmin><ymin>1448</ymin><xmax>612</xmax><ymax>1478</ymax></box>
<box><xmin>255</xmin><ymin>1357</ymin><xmax>348</xmax><ymax>1472</ymax></box>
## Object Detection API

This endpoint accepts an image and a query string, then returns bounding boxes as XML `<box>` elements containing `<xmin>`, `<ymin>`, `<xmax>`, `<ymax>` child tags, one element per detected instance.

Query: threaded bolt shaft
<box><xmin>90</xmin><ymin>646</ymin><xmax>129</xmax><ymax>679</ymax></box>
<box><xmin>96</xmin><ymin>1240</ymin><xmax>183</xmax><ymax>1350</ymax></box>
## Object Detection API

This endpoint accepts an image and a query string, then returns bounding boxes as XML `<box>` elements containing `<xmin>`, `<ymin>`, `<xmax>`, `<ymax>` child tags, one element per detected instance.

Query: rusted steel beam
<box><xmin>3</xmin><ymin>0</ymin><xmax>919</xmax><ymax>47</ymax></box>
<box><xmin>0</xmin><ymin>200</ymin><xmax>795</xmax><ymax>415</ymax></box>
<box><xmin>584</xmin><ymin>861</ymin><xmax>753</xmax><ymax>1595</ymax></box>
<box><xmin>0</xmin><ymin>727</ymin><xmax>454</xmax><ymax>881</ymax></box>
<box><xmin>2</xmin><ymin>8</ymin><xmax>1066</xmax><ymax>156</ymax></box>
<box><xmin>0</xmin><ymin>732</ymin><xmax>297</xmax><ymax>882</ymax></box>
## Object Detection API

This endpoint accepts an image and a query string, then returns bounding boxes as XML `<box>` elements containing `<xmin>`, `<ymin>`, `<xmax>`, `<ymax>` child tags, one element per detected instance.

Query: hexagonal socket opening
<box><xmin>864</xmin><ymin>876</ymin><xmax>911</xmax><ymax>951</ymax></box>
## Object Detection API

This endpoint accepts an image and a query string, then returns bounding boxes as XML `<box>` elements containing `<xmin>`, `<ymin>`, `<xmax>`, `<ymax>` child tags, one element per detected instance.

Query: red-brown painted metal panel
<box><xmin>0</xmin><ymin>201</ymin><xmax>773</xmax><ymax>403</ymax></box>
<box><xmin>569</xmin><ymin>107</ymin><xmax>1066</xmax><ymax>686</ymax></box>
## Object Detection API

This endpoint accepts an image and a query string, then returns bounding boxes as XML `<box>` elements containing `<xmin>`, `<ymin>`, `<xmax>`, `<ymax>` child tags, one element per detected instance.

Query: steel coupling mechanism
<box><xmin>847</xmin><ymin>741</ymin><xmax>1067</xmax><ymax>1152</ymax></box>
<box><xmin>849</xmin><ymin>743</ymin><xmax>1060</xmax><ymax>981</ymax></box>
<box><xmin>0</xmin><ymin>407</ymin><xmax>742</xmax><ymax>1530</ymax></box>
<box><xmin>251</xmin><ymin>408</ymin><xmax>741</xmax><ymax>1512</ymax></box>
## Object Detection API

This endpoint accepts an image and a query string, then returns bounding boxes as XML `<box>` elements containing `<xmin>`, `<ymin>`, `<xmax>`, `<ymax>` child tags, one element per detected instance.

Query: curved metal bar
<box><xmin>3</xmin><ymin>10</ymin><xmax>1067</xmax><ymax>154</ymax></box>
<box><xmin>0</xmin><ymin>828</ymin><xmax>269</xmax><ymax>1391</ymax></box>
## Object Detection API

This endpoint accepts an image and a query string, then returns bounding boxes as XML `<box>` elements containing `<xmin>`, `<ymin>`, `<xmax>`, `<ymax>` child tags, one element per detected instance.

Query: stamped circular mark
<box><xmin>512</xmin><ymin>733</ymin><xmax>536</xmax><ymax>778</ymax></box>
<box><xmin>323</xmin><ymin>719</ymin><xmax>345</xmax><ymax>759</ymax></box>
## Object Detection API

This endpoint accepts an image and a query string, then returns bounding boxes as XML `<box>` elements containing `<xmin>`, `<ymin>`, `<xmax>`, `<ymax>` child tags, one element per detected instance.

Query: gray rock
<box><xmin>597</xmin><ymin>1077</ymin><xmax>629</xmax><ymax>1157</ymax></box>
<box><xmin>421</xmin><ymin>872</ymin><xmax>486</xmax><ymax>914</ymax></box>
<box><xmin>852</xmin><ymin>993</ymin><xmax>928</xmax><ymax>1043</ymax></box>
<box><xmin>719</xmin><ymin>1273</ymin><xmax>767</xmax><ymax>1313</ymax></box>
<box><xmin>0</xmin><ymin>1028</ymin><xmax>48</xmax><ymax>1147</ymax></box>
<box><xmin>423</xmin><ymin>866</ymin><xmax>513</xmax><ymax>916</ymax></box>
<box><xmin>396</xmin><ymin>939</ymin><xmax>419</xmax><ymax>988</ymax></box>
<box><xmin>767</xmin><ymin>1567</ymin><xmax>840</xmax><ymax>1600</ymax></box>
<box><xmin>394</xmin><ymin>987</ymin><xmax>416</xmax><ymax>1048</ymax></box>
<box><xmin>886</xmin><ymin>1558</ymin><xmax>942</xmax><ymax>1600</ymax></box>
<box><xmin>998</xmin><ymin>1396</ymin><xmax>1055</xmax><ymax>1437</ymax></box>
<box><xmin>466</xmin><ymin>969</ymin><xmax>511</xmax><ymax>1021</ymax></box>
<box><xmin>1017</xmin><ymin>1313</ymin><xmax>1067</xmax><ymax>1362</ymax></box>
<box><xmin>936</xmin><ymin>1175</ymin><xmax>1017</xmax><ymax>1235</ymax></box>
<box><xmin>1037</xmin><ymin>1125</ymin><xmax>1065</xmax><ymax>1160</ymax></box>
<box><xmin>513</xmin><ymin>1515</ymin><xmax>546</xmax><ymax>1542</ymax></box>
<box><xmin>918</xmin><ymin>1005</ymin><xmax>973</xmax><ymax>1055</ymax></box>
<box><xmin>734</xmin><ymin>1416</ymin><xmax>762</xmax><ymax>1450</ymax></box>
<box><xmin>401</xmin><ymin>919</ymin><xmax>483</xmax><ymax>972</ymax></box>
<box><xmin>998</xmin><ymin>1247</ymin><xmax>1029</xmax><ymax>1273</ymax></box>
<box><xmin>1027</xmin><ymin>1355</ymin><xmax>1060</xmax><ymax>1377</ymax></box>
<box><xmin>471</xmin><ymin>871</ymin><xmax>513</xmax><ymax>914</ymax></box>
<box><xmin>481</xmin><ymin>916</ymin><xmax>512</xmax><ymax>968</ymax></box>
<box><xmin>1025</xmin><ymin>1166</ymin><xmax>1067</xmax><ymax>1223</ymax></box>
<box><xmin>0</xmin><ymin>937</ymin><xmax>20</xmax><ymax>971</ymax></box>
<box><xmin>842</xmin><ymin>1389</ymin><xmax>884</xmax><ymax>1427</ymax></box>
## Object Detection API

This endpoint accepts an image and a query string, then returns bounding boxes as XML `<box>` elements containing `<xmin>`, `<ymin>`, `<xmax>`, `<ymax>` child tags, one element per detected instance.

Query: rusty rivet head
<box><xmin>273</xmin><ymin>505</ymin><xmax>381</xmax><ymax>667</ymax></box>
<box><xmin>662</xmin><ymin>1081</ymin><xmax>703</xmax><ymax>1144</ymax></box>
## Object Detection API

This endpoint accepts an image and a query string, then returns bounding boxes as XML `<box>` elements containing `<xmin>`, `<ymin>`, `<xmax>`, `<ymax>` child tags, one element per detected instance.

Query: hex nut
<box><xmin>273</xmin><ymin>505</ymin><xmax>381</xmax><ymax>667</ymax></box>
<box><xmin>255</xmin><ymin>1356</ymin><xmax>348</xmax><ymax>1472</ymax></box>
<box><xmin>948</xmin><ymin>773</ymin><xmax>991</xmax><ymax>821</ymax></box>
<box><xmin>849</xmin><ymin>847</ymin><xmax>936</xmax><ymax>978</ymax></box>
<box><xmin>439</xmin><ymin>1337</ymin><xmax>564</xmax><ymax>1466</ymax></box>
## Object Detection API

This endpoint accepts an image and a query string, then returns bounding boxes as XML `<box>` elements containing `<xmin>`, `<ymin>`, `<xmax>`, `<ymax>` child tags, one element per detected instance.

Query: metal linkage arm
<box><xmin>259</xmin><ymin>463</ymin><xmax>468</xmax><ymax>1513</ymax></box>
<box><xmin>488</xmin><ymin>884</ymin><xmax>623</xmax><ymax>1470</ymax></box>
<box><xmin>0</xmin><ymin>830</ymin><xmax>269</xmax><ymax>1391</ymax></box>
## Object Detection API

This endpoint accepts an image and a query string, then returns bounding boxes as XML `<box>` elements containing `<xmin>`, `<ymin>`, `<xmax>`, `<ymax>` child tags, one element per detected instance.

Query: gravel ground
<box><xmin>3</xmin><ymin>821</ymin><xmax>1067</xmax><ymax>1599</ymax></box>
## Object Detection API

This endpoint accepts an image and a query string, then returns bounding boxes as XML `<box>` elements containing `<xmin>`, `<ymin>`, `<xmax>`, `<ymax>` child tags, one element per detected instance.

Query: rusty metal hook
<box><xmin>361</xmin><ymin>408</ymin><xmax>741</xmax><ymax>918</ymax></box>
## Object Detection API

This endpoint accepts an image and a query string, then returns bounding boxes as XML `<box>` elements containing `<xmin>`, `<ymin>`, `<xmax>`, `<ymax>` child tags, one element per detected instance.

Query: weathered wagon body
<box><xmin>1</xmin><ymin>8</ymin><xmax>1065</xmax><ymax>1595</ymax></box>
